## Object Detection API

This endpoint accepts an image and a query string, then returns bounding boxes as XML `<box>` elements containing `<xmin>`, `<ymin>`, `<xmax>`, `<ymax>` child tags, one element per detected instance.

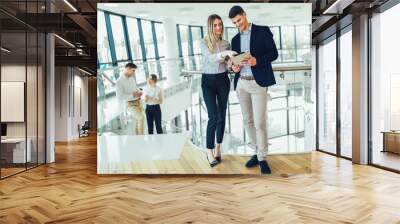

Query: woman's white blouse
<box><xmin>200</xmin><ymin>39</ymin><xmax>230</xmax><ymax>74</ymax></box>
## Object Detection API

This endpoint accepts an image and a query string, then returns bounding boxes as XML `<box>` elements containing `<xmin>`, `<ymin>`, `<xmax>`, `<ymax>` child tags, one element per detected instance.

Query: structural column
<box><xmin>352</xmin><ymin>14</ymin><xmax>369</xmax><ymax>164</ymax></box>
<box><xmin>162</xmin><ymin>17</ymin><xmax>181</xmax><ymax>84</ymax></box>
<box><xmin>46</xmin><ymin>32</ymin><xmax>55</xmax><ymax>163</ymax></box>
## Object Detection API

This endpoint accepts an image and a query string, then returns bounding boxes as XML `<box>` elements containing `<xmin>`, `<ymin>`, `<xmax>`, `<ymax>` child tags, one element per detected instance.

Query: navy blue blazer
<box><xmin>231</xmin><ymin>24</ymin><xmax>278</xmax><ymax>90</ymax></box>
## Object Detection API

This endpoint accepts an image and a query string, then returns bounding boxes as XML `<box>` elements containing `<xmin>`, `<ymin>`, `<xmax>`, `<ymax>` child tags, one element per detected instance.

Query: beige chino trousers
<box><xmin>236</xmin><ymin>79</ymin><xmax>268</xmax><ymax>161</ymax></box>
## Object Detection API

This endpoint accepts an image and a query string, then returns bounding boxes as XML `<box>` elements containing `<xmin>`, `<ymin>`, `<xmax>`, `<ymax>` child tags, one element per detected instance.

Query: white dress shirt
<box><xmin>115</xmin><ymin>74</ymin><xmax>140</xmax><ymax>102</ymax></box>
<box><xmin>144</xmin><ymin>85</ymin><xmax>163</xmax><ymax>105</ymax></box>
<box><xmin>240</xmin><ymin>23</ymin><xmax>253</xmax><ymax>77</ymax></box>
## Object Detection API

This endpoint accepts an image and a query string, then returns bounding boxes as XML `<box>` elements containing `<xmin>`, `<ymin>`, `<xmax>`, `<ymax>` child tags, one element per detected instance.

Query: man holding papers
<box><xmin>229</xmin><ymin>5</ymin><xmax>278</xmax><ymax>174</ymax></box>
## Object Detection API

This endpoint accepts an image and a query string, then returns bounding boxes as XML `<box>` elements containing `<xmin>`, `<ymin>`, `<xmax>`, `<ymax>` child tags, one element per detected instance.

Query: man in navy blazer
<box><xmin>229</xmin><ymin>5</ymin><xmax>278</xmax><ymax>174</ymax></box>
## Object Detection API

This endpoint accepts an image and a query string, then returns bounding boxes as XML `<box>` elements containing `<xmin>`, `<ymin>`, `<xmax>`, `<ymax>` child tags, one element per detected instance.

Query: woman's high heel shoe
<box><xmin>206</xmin><ymin>153</ymin><xmax>218</xmax><ymax>167</ymax></box>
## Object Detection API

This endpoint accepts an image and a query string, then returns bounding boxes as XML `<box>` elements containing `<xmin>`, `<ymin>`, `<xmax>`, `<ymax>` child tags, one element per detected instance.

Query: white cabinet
<box><xmin>1</xmin><ymin>138</ymin><xmax>32</xmax><ymax>163</ymax></box>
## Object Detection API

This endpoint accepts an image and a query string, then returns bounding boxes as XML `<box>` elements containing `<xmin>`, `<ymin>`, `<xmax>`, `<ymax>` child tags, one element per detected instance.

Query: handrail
<box><xmin>181</xmin><ymin>65</ymin><xmax>311</xmax><ymax>76</ymax></box>
<box><xmin>273</xmin><ymin>65</ymin><xmax>311</xmax><ymax>72</ymax></box>
<box><xmin>98</xmin><ymin>65</ymin><xmax>311</xmax><ymax>92</ymax></box>
<box><xmin>97</xmin><ymin>57</ymin><xmax>311</xmax><ymax>74</ymax></box>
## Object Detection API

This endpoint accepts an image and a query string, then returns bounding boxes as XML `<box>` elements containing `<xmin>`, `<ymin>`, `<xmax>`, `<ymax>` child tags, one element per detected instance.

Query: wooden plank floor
<box><xmin>98</xmin><ymin>141</ymin><xmax>311</xmax><ymax>174</ymax></box>
<box><xmin>1</xmin><ymin>135</ymin><xmax>400</xmax><ymax>223</ymax></box>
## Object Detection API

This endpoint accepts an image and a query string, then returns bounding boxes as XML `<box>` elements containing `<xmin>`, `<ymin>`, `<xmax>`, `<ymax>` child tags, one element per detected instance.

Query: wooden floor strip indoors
<box><xmin>0</xmin><ymin>135</ymin><xmax>400</xmax><ymax>223</ymax></box>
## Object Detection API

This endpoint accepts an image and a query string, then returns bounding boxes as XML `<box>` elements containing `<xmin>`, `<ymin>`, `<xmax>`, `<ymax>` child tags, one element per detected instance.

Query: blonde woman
<box><xmin>201</xmin><ymin>14</ymin><xmax>236</xmax><ymax>167</ymax></box>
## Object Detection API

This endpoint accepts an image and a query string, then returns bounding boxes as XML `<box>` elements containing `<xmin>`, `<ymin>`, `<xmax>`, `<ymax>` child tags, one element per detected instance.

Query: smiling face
<box><xmin>230</xmin><ymin>13</ymin><xmax>248</xmax><ymax>32</ymax></box>
<box><xmin>125</xmin><ymin>67</ymin><xmax>136</xmax><ymax>78</ymax></box>
<box><xmin>212</xmin><ymin>18</ymin><xmax>223</xmax><ymax>37</ymax></box>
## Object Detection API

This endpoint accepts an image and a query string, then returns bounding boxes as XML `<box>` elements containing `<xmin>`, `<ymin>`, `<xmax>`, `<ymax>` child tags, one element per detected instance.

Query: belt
<box><xmin>128</xmin><ymin>99</ymin><xmax>140</xmax><ymax>103</ymax></box>
<box><xmin>239</xmin><ymin>75</ymin><xmax>255</xmax><ymax>80</ymax></box>
<box><xmin>203</xmin><ymin>71</ymin><xmax>228</xmax><ymax>75</ymax></box>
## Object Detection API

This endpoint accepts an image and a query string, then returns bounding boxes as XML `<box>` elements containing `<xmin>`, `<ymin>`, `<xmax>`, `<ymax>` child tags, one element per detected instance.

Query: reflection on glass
<box><xmin>318</xmin><ymin>37</ymin><xmax>337</xmax><ymax>154</ymax></box>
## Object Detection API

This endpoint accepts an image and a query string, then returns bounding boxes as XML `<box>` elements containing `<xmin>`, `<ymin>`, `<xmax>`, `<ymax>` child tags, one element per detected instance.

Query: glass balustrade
<box><xmin>97</xmin><ymin>56</ymin><xmax>314</xmax><ymax>155</ymax></box>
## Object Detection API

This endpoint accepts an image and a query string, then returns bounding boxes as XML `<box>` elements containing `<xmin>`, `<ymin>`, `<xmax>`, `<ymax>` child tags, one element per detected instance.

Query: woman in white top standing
<box><xmin>144</xmin><ymin>74</ymin><xmax>163</xmax><ymax>134</ymax></box>
<box><xmin>201</xmin><ymin>14</ymin><xmax>236</xmax><ymax>167</ymax></box>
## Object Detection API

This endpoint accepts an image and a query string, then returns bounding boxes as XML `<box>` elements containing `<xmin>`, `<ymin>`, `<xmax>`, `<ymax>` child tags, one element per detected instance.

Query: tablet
<box><xmin>231</xmin><ymin>52</ymin><xmax>251</xmax><ymax>65</ymax></box>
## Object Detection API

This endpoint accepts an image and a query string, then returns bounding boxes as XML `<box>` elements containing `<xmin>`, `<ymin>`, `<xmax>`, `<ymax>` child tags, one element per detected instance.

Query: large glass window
<box><xmin>141</xmin><ymin>20</ymin><xmax>156</xmax><ymax>59</ymax></box>
<box><xmin>270</xmin><ymin>26</ymin><xmax>282</xmax><ymax>63</ymax></box>
<box><xmin>97</xmin><ymin>11</ymin><xmax>112</xmax><ymax>63</ymax></box>
<box><xmin>226</xmin><ymin>27</ymin><xmax>239</xmax><ymax>42</ymax></box>
<box><xmin>296</xmin><ymin>25</ymin><xmax>311</xmax><ymax>63</ymax></box>
<box><xmin>126</xmin><ymin>17</ymin><xmax>143</xmax><ymax>61</ymax></box>
<box><xmin>281</xmin><ymin>26</ymin><xmax>296</xmax><ymax>62</ymax></box>
<box><xmin>270</xmin><ymin>27</ymin><xmax>281</xmax><ymax>49</ymax></box>
<box><xmin>1</xmin><ymin>3</ymin><xmax>46</xmax><ymax>179</ymax></box>
<box><xmin>110</xmin><ymin>14</ymin><xmax>128</xmax><ymax>61</ymax></box>
<box><xmin>371</xmin><ymin>4</ymin><xmax>400</xmax><ymax>171</ymax></box>
<box><xmin>176</xmin><ymin>24</ymin><xmax>312</xmax><ymax>65</ymax></box>
<box><xmin>178</xmin><ymin>25</ymin><xmax>189</xmax><ymax>56</ymax></box>
<box><xmin>318</xmin><ymin>36</ymin><xmax>337</xmax><ymax>154</ymax></box>
<box><xmin>339</xmin><ymin>29</ymin><xmax>352</xmax><ymax>158</ymax></box>
<box><xmin>134</xmin><ymin>63</ymin><xmax>148</xmax><ymax>85</ymax></box>
<box><xmin>155</xmin><ymin>22</ymin><xmax>165</xmax><ymax>58</ymax></box>
<box><xmin>1</xmin><ymin>32</ymin><xmax>27</xmax><ymax>177</ymax></box>
<box><xmin>191</xmin><ymin>26</ymin><xmax>203</xmax><ymax>55</ymax></box>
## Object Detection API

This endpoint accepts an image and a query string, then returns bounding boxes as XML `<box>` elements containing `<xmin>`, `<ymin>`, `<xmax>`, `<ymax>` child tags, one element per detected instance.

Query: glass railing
<box><xmin>97</xmin><ymin>57</ymin><xmax>314</xmax><ymax>155</ymax></box>
<box><xmin>183</xmin><ymin>66</ymin><xmax>314</xmax><ymax>155</ymax></box>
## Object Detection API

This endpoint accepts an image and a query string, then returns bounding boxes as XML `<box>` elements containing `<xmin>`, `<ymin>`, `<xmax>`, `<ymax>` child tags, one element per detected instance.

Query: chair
<box><xmin>79</xmin><ymin>121</ymin><xmax>90</xmax><ymax>138</ymax></box>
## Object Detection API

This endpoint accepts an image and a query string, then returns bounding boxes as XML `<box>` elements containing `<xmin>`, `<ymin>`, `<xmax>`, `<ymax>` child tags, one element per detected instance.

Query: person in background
<box><xmin>144</xmin><ymin>74</ymin><xmax>164</xmax><ymax>135</ymax></box>
<box><xmin>229</xmin><ymin>5</ymin><xmax>279</xmax><ymax>174</ymax></box>
<box><xmin>115</xmin><ymin>63</ymin><xmax>145</xmax><ymax>135</ymax></box>
<box><xmin>201</xmin><ymin>14</ymin><xmax>237</xmax><ymax>167</ymax></box>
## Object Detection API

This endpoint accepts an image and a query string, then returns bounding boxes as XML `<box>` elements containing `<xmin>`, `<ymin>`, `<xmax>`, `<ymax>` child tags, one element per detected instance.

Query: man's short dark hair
<box><xmin>125</xmin><ymin>62</ymin><xmax>137</xmax><ymax>69</ymax></box>
<box><xmin>229</xmin><ymin>5</ymin><xmax>245</xmax><ymax>19</ymax></box>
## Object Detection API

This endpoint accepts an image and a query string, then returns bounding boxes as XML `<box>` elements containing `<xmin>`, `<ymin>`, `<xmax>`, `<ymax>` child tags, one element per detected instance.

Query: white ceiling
<box><xmin>98</xmin><ymin>3</ymin><xmax>311</xmax><ymax>27</ymax></box>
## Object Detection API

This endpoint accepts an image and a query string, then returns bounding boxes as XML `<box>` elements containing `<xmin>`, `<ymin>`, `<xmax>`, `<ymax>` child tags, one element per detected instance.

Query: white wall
<box><xmin>1</xmin><ymin>63</ymin><xmax>46</xmax><ymax>164</ymax></box>
<box><xmin>1</xmin><ymin>64</ymin><xmax>34</xmax><ymax>137</ymax></box>
<box><xmin>54</xmin><ymin>66</ymin><xmax>89</xmax><ymax>141</ymax></box>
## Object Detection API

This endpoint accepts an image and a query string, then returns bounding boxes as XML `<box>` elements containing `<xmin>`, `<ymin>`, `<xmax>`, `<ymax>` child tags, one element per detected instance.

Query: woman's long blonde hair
<box><xmin>205</xmin><ymin>14</ymin><xmax>224</xmax><ymax>52</ymax></box>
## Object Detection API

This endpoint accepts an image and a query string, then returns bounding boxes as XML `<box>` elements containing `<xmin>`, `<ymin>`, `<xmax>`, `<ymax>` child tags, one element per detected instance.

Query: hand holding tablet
<box><xmin>231</xmin><ymin>52</ymin><xmax>252</xmax><ymax>66</ymax></box>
